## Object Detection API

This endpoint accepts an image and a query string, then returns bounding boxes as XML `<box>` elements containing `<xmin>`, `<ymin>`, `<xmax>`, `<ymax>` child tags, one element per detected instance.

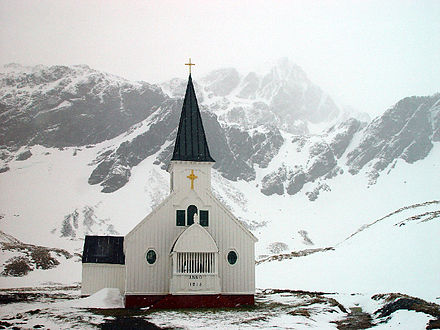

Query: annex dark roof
<box><xmin>82</xmin><ymin>235</ymin><xmax>125</xmax><ymax>265</ymax></box>
<box><xmin>171</xmin><ymin>74</ymin><xmax>215</xmax><ymax>162</ymax></box>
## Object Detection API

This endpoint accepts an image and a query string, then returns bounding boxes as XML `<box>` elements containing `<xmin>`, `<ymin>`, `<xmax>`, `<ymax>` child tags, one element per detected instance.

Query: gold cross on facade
<box><xmin>187</xmin><ymin>169</ymin><xmax>198</xmax><ymax>190</ymax></box>
<box><xmin>185</xmin><ymin>58</ymin><xmax>195</xmax><ymax>75</ymax></box>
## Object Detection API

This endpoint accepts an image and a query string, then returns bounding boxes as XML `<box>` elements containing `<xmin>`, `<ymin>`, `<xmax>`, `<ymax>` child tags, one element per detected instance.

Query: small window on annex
<box><xmin>146</xmin><ymin>249</ymin><xmax>157</xmax><ymax>264</ymax></box>
<box><xmin>200</xmin><ymin>210</ymin><xmax>209</xmax><ymax>227</ymax></box>
<box><xmin>176</xmin><ymin>210</ymin><xmax>185</xmax><ymax>226</ymax></box>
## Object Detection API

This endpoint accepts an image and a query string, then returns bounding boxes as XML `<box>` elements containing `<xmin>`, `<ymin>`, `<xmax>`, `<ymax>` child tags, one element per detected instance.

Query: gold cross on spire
<box><xmin>185</xmin><ymin>58</ymin><xmax>195</xmax><ymax>75</ymax></box>
<box><xmin>187</xmin><ymin>169</ymin><xmax>198</xmax><ymax>190</ymax></box>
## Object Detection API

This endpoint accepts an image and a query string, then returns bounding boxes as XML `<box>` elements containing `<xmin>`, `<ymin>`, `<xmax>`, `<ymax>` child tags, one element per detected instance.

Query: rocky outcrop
<box><xmin>227</xmin><ymin>125</ymin><xmax>284</xmax><ymax>169</ymax></box>
<box><xmin>305</xmin><ymin>182</ymin><xmax>331</xmax><ymax>201</ymax></box>
<box><xmin>347</xmin><ymin>95</ymin><xmax>440</xmax><ymax>180</ymax></box>
<box><xmin>306</xmin><ymin>142</ymin><xmax>337</xmax><ymax>182</ymax></box>
<box><xmin>260</xmin><ymin>93</ymin><xmax>440</xmax><ymax>198</ymax></box>
<box><xmin>261</xmin><ymin>165</ymin><xmax>289</xmax><ymax>195</ymax></box>
<box><xmin>0</xmin><ymin>64</ymin><xmax>166</xmax><ymax>148</ymax></box>
<box><xmin>260</xmin><ymin>140</ymin><xmax>338</xmax><ymax>197</ymax></box>
<box><xmin>286</xmin><ymin>168</ymin><xmax>306</xmax><ymax>195</ymax></box>
<box><xmin>15</xmin><ymin>150</ymin><xmax>32</xmax><ymax>161</ymax></box>
<box><xmin>56</xmin><ymin>206</ymin><xmax>118</xmax><ymax>238</ymax></box>
<box><xmin>0</xmin><ymin>230</ymin><xmax>73</xmax><ymax>277</ymax></box>
<box><xmin>328</xmin><ymin>118</ymin><xmax>364</xmax><ymax>158</ymax></box>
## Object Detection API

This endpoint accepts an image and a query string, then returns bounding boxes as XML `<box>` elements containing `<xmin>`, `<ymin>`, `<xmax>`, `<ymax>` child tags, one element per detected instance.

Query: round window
<box><xmin>146</xmin><ymin>250</ymin><xmax>157</xmax><ymax>264</ymax></box>
<box><xmin>227</xmin><ymin>250</ymin><xmax>238</xmax><ymax>265</ymax></box>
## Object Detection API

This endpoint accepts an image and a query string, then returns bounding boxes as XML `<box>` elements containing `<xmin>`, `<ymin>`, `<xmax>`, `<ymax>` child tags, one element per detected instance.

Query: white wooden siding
<box><xmin>81</xmin><ymin>264</ymin><xmax>125</xmax><ymax>296</ymax></box>
<box><xmin>124</xmin><ymin>161</ymin><xmax>256</xmax><ymax>295</ymax></box>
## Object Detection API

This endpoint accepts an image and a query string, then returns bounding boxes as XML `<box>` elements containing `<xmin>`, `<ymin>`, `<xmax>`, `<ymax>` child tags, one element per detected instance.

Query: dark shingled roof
<box><xmin>82</xmin><ymin>235</ymin><xmax>125</xmax><ymax>264</ymax></box>
<box><xmin>171</xmin><ymin>74</ymin><xmax>215</xmax><ymax>162</ymax></box>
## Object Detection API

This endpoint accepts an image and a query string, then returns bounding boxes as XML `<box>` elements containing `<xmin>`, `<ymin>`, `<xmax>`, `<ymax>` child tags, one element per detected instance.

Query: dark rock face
<box><xmin>305</xmin><ymin>183</ymin><xmax>331</xmax><ymax>201</ymax></box>
<box><xmin>15</xmin><ymin>150</ymin><xmax>32</xmax><ymax>161</ymax></box>
<box><xmin>227</xmin><ymin>125</ymin><xmax>284</xmax><ymax>169</ymax></box>
<box><xmin>89</xmin><ymin>100</ymin><xmax>181</xmax><ymax>192</ymax></box>
<box><xmin>260</xmin><ymin>117</ymin><xmax>363</xmax><ymax>197</ymax></box>
<box><xmin>261</xmin><ymin>165</ymin><xmax>288</xmax><ymax>195</ymax></box>
<box><xmin>58</xmin><ymin>206</ymin><xmax>117</xmax><ymax>238</ymax></box>
<box><xmin>0</xmin><ymin>64</ymin><xmax>166</xmax><ymax>148</ymax></box>
<box><xmin>202</xmin><ymin>111</ymin><xmax>255</xmax><ymax>181</ymax></box>
<box><xmin>0</xmin><ymin>166</ymin><xmax>9</xmax><ymax>173</ymax></box>
<box><xmin>432</xmin><ymin>99</ymin><xmax>440</xmax><ymax>141</ymax></box>
<box><xmin>286</xmin><ymin>169</ymin><xmax>306</xmax><ymax>195</ymax></box>
<box><xmin>328</xmin><ymin>118</ymin><xmax>363</xmax><ymax>159</ymax></box>
<box><xmin>306</xmin><ymin>142</ymin><xmax>337</xmax><ymax>182</ymax></box>
<box><xmin>261</xmin><ymin>165</ymin><xmax>310</xmax><ymax>197</ymax></box>
<box><xmin>89</xmin><ymin>102</ymin><xmax>259</xmax><ymax>192</ymax></box>
<box><xmin>347</xmin><ymin>95</ymin><xmax>440</xmax><ymax>177</ymax></box>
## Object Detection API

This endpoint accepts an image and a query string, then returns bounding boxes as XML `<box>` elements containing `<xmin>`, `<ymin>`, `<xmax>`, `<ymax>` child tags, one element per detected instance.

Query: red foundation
<box><xmin>124</xmin><ymin>294</ymin><xmax>254</xmax><ymax>309</ymax></box>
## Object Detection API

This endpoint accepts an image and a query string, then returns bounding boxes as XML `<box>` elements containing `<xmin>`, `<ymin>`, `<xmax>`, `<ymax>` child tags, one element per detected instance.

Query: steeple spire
<box><xmin>171</xmin><ymin>73</ymin><xmax>215</xmax><ymax>162</ymax></box>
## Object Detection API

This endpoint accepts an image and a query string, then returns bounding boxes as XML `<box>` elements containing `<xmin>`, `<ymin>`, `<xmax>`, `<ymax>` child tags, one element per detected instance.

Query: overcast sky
<box><xmin>1</xmin><ymin>0</ymin><xmax>439</xmax><ymax>116</ymax></box>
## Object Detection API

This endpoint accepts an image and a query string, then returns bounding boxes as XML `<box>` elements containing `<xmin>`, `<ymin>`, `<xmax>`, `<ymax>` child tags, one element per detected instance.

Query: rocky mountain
<box><xmin>162</xmin><ymin>58</ymin><xmax>340</xmax><ymax>134</ymax></box>
<box><xmin>0</xmin><ymin>63</ymin><xmax>166</xmax><ymax>148</ymax></box>
<box><xmin>1</xmin><ymin>62</ymin><xmax>439</xmax><ymax>199</ymax></box>
<box><xmin>259</xmin><ymin>95</ymin><xmax>440</xmax><ymax>197</ymax></box>
<box><xmin>0</xmin><ymin>60</ymin><xmax>330</xmax><ymax>192</ymax></box>
<box><xmin>347</xmin><ymin>95</ymin><xmax>440</xmax><ymax>182</ymax></box>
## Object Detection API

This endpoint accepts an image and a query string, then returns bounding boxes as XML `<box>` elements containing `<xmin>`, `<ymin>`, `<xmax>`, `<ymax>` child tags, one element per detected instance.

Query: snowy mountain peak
<box><xmin>160</xmin><ymin>59</ymin><xmax>343</xmax><ymax>135</ymax></box>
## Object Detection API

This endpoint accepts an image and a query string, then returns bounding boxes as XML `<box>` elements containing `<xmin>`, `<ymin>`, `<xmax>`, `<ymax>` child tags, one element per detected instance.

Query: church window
<box><xmin>187</xmin><ymin>205</ymin><xmax>198</xmax><ymax>225</ymax></box>
<box><xmin>176</xmin><ymin>210</ymin><xmax>185</xmax><ymax>226</ymax></box>
<box><xmin>227</xmin><ymin>250</ymin><xmax>238</xmax><ymax>265</ymax></box>
<box><xmin>176</xmin><ymin>252</ymin><xmax>215</xmax><ymax>274</ymax></box>
<box><xmin>200</xmin><ymin>210</ymin><xmax>209</xmax><ymax>227</ymax></box>
<box><xmin>146</xmin><ymin>249</ymin><xmax>157</xmax><ymax>265</ymax></box>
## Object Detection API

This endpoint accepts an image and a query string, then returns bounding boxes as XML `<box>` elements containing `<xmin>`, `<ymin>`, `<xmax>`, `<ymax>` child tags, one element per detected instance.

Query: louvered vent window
<box><xmin>176</xmin><ymin>252</ymin><xmax>215</xmax><ymax>274</ymax></box>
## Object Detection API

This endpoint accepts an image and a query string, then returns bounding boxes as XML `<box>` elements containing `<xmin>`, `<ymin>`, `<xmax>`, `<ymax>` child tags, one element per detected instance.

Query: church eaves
<box><xmin>171</xmin><ymin>74</ymin><xmax>215</xmax><ymax>162</ymax></box>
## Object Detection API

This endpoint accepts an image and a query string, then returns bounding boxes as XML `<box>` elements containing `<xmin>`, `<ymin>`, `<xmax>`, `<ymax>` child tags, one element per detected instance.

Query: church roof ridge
<box><xmin>171</xmin><ymin>74</ymin><xmax>215</xmax><ymax>162</ymax></box>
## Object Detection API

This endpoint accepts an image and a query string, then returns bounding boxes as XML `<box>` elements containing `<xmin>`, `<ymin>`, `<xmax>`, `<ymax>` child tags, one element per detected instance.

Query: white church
<box><xmin>82</xmin><ymin>65</ymin><xmax>257</xmax><ymax>308</ymax></box>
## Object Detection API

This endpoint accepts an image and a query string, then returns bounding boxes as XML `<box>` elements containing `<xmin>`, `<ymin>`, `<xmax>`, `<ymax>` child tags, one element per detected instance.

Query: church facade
<box><xmin>82</xmin><ymin>72</ymin><xmax>257</xmax><ymax>308</ymax></box>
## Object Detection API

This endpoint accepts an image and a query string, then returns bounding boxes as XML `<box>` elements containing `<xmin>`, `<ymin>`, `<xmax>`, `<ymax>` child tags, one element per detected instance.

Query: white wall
<box><xmin>81</xmin><ymin>263</ymin><xmax>125</xmax><ymax>296</ymax></box>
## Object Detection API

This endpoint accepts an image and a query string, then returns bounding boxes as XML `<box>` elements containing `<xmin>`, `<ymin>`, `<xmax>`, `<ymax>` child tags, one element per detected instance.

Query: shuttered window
<box><xmin>176</xmin><ymin>210</ymin><xmax>185</xmax><ymax>226</ymax></box>
<box><xmin>176</xmin><ymin>252</ymin><xmax>215</xmax><ymax>274</ymax></box>
<box><xmin>200</xmin><ymin>210</ymin><xmax>209</xmax><ymax>227</ymax></box>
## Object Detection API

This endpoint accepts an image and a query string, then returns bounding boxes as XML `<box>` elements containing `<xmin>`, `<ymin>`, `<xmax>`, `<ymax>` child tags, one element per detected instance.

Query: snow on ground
<box><xmin>58</xmin><ymin>288</ymin><xmax>124</xmax><ymax>309</ymax></box>
<box><xmin>373</xmin><ymin>310</ymin><xmax>432</xmax><ymax>330</ymax></box>
<box><xmin>0</xmin><ymin>286</ymin><xmax>437</xmax><ymax>329</ymax></box>
<box><xmin>257</xmin><ymin>203</ymin><xmax>440</xmax><ymax>302</ymax></box>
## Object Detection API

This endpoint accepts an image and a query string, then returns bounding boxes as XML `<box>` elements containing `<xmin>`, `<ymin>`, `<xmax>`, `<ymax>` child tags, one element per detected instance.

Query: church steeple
<box><xmin>171</xmin><ymin>74</ymin><xmax>215</xmax><ymax>162</ymax></box>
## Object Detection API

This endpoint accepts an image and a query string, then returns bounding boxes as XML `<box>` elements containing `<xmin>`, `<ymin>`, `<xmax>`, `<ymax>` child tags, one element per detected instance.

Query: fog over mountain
<box><xmin>1</xmin><ymin>60</ymin><xmax>437</xmax><ymax>196</ymax></box>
